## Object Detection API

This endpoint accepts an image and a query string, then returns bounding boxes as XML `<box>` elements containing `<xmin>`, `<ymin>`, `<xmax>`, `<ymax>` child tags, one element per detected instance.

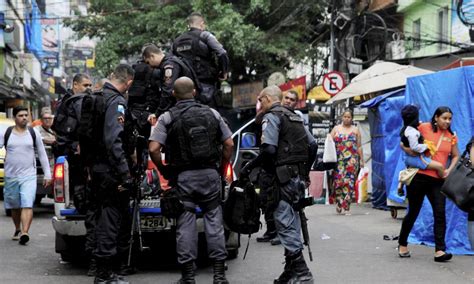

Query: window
<box><xmin>438</xmin><ymin>7</ymin><xmax>448</xmax><ymax>51</ymax></box>
<box><xmin>413</xmin><ymin>19</ymin><xmax>421</xmax><ymax>51</ymax></box>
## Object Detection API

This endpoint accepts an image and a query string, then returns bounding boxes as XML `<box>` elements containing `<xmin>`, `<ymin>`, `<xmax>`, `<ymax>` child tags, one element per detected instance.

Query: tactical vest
<box><xmin>127</xmin><ymin>61</ymin><xmax>154</xmax><ymax>108</ymax></box>
<box><xmin>173</xmin><ymin>29</ymin><xmax>218</xmax><ymax>82</ymax></box>
<box><xmin>268</xmin><ymin>105</ymin><xmax>309</xmax><ymax>166</ymax></box>
<box><xmin>166</xmin><ymin>101</ymin><xmax>221</xmax><ymax>171</ymax></box>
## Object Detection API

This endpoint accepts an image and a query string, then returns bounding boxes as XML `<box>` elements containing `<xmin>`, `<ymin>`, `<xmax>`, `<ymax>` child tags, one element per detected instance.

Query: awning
<box><xmin>307</xmin><ymin>85</ymin><xmax>331</xmax><ymax>101</ymax></box>
<box><xmin>326</xmin><ymin>62</ymin><xmax>433</xmax><ymax>104</ymax></box>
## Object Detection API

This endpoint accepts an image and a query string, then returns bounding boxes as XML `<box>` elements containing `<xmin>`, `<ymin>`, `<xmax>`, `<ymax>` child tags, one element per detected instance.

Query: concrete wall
<box><xmin>400</xmin><ymin>0</ymin><xmax>454</xmax><ymax>59</ymax></box>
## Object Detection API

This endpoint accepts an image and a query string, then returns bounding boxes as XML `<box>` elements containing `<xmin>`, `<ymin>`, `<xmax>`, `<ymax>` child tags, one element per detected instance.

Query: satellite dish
<box><xmin>267</xmin><ymin>72</ymin><xmax>286</xmax><ymax>86</ymax></box>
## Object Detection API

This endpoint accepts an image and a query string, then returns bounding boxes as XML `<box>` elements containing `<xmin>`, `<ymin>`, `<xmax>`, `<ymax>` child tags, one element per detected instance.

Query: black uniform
<box><xmin>125</xmin><ymin>61</ymin><xmax>161</xmax><ymax>168</ymax></box>
<box><xmin>155</xmin><ymin>53</ymin><xmax>197</xmax><ymax>117</ymax></box>
<box><xmin>90</xmin><ymin>83</ymin><xmax>132</xmax><ymax>280</ymax></box>
<box><xmin>172</xmin><ymin>28</ymin><xmax>229</xmax><ymax>108</ymax></box>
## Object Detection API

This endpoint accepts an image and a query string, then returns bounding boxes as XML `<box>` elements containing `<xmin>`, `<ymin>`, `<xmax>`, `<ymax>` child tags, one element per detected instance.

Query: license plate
<box><xmin>140</xmin><ymin>216</ymin><xmax>172</xmax><ymax>231</ymax></box>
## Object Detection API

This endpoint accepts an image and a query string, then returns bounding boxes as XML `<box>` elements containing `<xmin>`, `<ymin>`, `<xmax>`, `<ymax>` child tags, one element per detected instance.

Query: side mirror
<box><xmin>241</xmin><ymin>132</ymin><xmax>257</xmax><ymax>149</ymax></box>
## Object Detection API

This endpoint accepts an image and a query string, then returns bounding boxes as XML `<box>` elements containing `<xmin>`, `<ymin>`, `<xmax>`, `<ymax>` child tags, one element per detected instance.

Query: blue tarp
<box><xmin>392</xmin><ymin>67</ymin><xmax>474</xmax><ymax>255</ymax></box>
<box><xmin>361</xmin><ymin>89</ymin><xmax>405</xmax><ymax>209</ymax></box>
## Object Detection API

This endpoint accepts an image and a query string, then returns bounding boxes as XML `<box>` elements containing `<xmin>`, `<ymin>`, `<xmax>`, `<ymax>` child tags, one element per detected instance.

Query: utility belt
<box><xmin>274</xmin><ymin>163</ymin><xmax>313</xmax><ymax>210</ymax></box>
<box><xmin>160</xmin><ymin>188</ymin><xmax>221</xmax><ymax>219</ymax></box>
<box><xmin>275</xmin><ymin>163</ymin><xmax>307</xmax><ymax>184</ymax></box>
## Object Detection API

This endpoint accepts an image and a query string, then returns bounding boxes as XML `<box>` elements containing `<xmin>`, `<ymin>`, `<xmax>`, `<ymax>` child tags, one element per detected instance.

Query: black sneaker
<box><xmin>256</xmin><ymin>232</ymin><xmax>277</xmax><ymax>243</ymax></box>
<box><xmin>12</xmin><ymin>230</ymin><xmax>21</xmax><ymax>241</ymax></box>
<box><xmin>270</xmin><ymin>237</ymin><xmax>281</xmax><ymax>246</ymax></box>
<box><xmin>19</xmin><ymin>233</ymin><xmax>29</xmax><ymax>245</ymax></box>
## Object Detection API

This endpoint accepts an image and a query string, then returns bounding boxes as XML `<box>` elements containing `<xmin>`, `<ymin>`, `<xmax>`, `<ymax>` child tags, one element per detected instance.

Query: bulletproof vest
<box><xmin>166</xmin><ymin>56</ymin><xmax>202</xmax><ymax>93</ymax></box>
<box><xmin>173</xmin><ymin>29</ymin><xmax>218</xmax><ymax>81</ymax></box>
<box><xmin>268</xmin><ymin>105</ymin><xmax>309</xmax><ymax>166</ymax></box>
<box><xmin>166</xmin><ymin>101</ymin><xmax>221</xmax><ymax>171</ymax></box>
<box><xmin>128</xmin><ymin>61</ymin><xmax>160</xmax><ymax>110</ymax></box>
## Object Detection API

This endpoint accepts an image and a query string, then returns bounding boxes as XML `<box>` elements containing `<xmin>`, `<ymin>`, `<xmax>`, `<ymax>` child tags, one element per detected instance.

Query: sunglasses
<box><xmin>82</xmin><ymin>84</ymin><xmax>92</xmax><ymax>88</ymax></box>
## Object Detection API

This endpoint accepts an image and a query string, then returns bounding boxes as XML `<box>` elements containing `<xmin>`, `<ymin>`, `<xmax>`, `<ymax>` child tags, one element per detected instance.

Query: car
<box><xmin>0</xmin><ymin>117</ymin><xmax>15</xmax><ymax>197</ymax></box>
<box><xmin>51</xmin><ymin>156</ymin><xmax>240</xmax><ymax>264</ymax></box>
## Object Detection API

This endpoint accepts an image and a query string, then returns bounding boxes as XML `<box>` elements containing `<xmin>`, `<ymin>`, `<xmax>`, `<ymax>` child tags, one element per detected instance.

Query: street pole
<box><xmin>329</xmin><ymin>0</ymin><xmax>336</xmax><ymax>72</ymax></box>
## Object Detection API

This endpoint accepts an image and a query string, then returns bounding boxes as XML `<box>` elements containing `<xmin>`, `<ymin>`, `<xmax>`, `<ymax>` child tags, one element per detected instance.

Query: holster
<box><xmin>160</xmin><ymin>187</ymin><xmax>185</xmax><ymax>218</ymax></box>
<box><xmin>275</xmin><ymin>164</ymin><xmax>304</xmax><ymax>184</ymax></box>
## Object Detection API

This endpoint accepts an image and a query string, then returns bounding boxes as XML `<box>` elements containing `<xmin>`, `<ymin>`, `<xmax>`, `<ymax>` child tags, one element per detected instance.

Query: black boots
<box><xmin>176</xmin><ymin>261</ymin><xmax>196</xmax><ymax>284</ymax></box>
<box><xmin>94</xmin><ymin>259</ymin><xmax>129</xmax><ymax>284</ymax></box>
<box><xmin>274</xmin><ymin>255</ymin><xmax>294</xmax><ymax>283</ymax></box>
<box><xmin>213</xmin><ymin>259</ymin><xmax>229</xmax><ymax>284</ymax></box>
<box><xmin>274</xmin><ymin>252</ymin><xmax>313</xmax><ymax>284</ymax></box>
<box><xmin>87</xmin><ymin>257</ymin><xmax>97</xmax><ymax>277</ymax></box>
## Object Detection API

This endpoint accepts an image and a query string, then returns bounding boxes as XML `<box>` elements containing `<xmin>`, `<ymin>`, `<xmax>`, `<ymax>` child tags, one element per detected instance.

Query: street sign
<box><xmin>322</xmin><ymin>71</ymin><xmax>346</xmax><ymax>96</ymax></box>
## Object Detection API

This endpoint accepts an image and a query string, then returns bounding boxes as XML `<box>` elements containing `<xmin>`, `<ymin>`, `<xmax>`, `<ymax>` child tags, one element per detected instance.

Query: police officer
<box><xmin>240</xmin><ymin>86</ymin><xmax>314</xmax><ymax>284</ymax></box>
<box><xmin>88</xmin><ymin>64</ymin><xmax>134</xmax><ymax>284</ymax></box>
<box><xmin>51</xmin><ymin>73</ymin><xmax>97</xmax><ymax>275</ymax></box>
<box><xmin>149</xmin><ymin>77</ymin><xmax>234</xmax><ymax>284</ymax></box>
<box><xmin>172</xmin><ymin>12</ymin><xmax>229</xmax><ymax>108</ymax></box>
<box><xmin>142</xmin><ymin>44</ymin><xmax>198</xmax><ymax>124</ymax></box>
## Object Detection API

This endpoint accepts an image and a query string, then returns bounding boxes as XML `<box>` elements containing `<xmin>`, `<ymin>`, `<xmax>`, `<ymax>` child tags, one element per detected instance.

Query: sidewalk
<box><xmin>305</xmin><ymin>203</ymin><xmax>474</xmax><ymax>283</ymax></box>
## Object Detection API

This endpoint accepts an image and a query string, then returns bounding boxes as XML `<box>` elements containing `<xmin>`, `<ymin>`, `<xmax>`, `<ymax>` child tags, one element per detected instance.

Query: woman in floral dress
<box><xmin>330</xmin><ymin>110</ymin><xmax>364</xmax><ymax>214</ymax></box>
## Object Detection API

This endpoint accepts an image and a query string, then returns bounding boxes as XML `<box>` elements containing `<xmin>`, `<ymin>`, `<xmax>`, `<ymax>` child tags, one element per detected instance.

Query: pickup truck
<box><xmin>51</xmin><ymin>156</ymin><xmax>240</xmax><ymax>263</ymax></box>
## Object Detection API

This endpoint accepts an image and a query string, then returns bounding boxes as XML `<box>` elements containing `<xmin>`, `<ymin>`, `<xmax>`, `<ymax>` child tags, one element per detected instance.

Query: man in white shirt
<box><xmin>1</xmin><ymin>106</ymin><xmax>52</xmax><ymax>245</ymax></box>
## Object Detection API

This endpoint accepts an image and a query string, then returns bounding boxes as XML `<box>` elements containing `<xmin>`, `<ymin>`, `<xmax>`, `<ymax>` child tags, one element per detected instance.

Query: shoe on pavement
<box><xmin>434</xmin><ymin>253</ymin><xmax>452</xmax><ymax>262</ymax></box>
<box><xmin>12</xmin><ymin>230</ymin><xmax>21</xmax><ymax>241</ymax></box>
<box><xmin>270</xmin><ymin>237</ymin><xmax>281</xmax><ymax>246</ymax></box>
<box><xmin>256</xmin><ymin>231</ymin><xmax>277</xmax><ymax>243</ymax></box>
<box><xmin>19</xmin><ymin>233</ymin><xmax>29</xmax><ymax>245</ymax></box>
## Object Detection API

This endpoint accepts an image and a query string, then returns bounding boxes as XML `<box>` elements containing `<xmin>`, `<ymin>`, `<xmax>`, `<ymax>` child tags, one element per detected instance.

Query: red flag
<box><xmin>279</xmin><ymin>76</ymin><xmax>306</xmax><ymax>109</ymax></box>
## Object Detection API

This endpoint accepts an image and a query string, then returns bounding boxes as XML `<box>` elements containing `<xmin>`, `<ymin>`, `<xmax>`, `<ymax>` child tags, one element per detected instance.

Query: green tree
<box><xmin>66</xmin><ymin>0</ymin><xmax>326</xmax><ymax>82</ymax></box>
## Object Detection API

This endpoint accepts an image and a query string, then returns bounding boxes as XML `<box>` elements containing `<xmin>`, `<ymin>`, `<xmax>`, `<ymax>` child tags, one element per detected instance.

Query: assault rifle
<box><xmin>299</xmin><ymin>209</ymin><xmax>313</xmax><ymax>262</ymax></box>
<box><xmin>297</xmin><ymin>180</ymin><xmax>313</xmax><ymax>262</ymax></box>
<box><xmin>127</xmin><ymin>131</ymin><xmax>151</xmax><ymax>266</ymax></box>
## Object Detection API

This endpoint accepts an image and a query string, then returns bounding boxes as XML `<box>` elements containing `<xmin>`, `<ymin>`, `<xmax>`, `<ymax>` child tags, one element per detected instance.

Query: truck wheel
<box><xmin>60</xmin><ymin>252</ymin><xmax>74</xmax><ymax>262</ymax></box>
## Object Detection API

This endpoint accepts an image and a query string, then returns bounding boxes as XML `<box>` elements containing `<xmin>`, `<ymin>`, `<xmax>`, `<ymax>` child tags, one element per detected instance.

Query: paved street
<box><xmin>0</xmin><ymin>201</ymin><xmax>473</xmax><ymax>283</ymax></box>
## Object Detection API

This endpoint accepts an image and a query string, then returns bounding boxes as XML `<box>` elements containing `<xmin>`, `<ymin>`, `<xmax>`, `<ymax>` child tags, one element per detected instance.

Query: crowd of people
<box><xmin>1</xmin><ymin>9</ymin><xmax>469</xmax><ymax>284</ymax></box>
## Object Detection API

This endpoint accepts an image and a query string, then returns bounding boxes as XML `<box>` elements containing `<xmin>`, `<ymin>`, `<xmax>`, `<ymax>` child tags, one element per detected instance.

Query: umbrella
<box><xmin>326</xmin><ymin>62</ymin><xmax>434</xmax><ymax>104</ymax></box>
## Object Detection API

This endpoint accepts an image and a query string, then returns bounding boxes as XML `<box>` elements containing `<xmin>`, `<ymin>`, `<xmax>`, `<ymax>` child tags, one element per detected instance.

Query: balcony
<box><xmin>397</xmin><ymin>0</ymin><xmax>423</xmax><ymax>12</ymax></box>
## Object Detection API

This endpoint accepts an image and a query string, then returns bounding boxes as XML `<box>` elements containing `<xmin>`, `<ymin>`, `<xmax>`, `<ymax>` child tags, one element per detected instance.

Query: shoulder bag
<box><xmin>441</xmin><ymin>149</ymin><xmax>474</xmax><ymax>212</ymax></box>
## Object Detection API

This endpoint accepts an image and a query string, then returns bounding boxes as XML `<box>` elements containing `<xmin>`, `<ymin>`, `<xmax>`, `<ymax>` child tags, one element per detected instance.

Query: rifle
<box><xmin>127</xmin><ymin>131</ymin><xmax>151</xmax><ymax>266</ymax></box>
<box><xmin>299</xmin><ymin>209</ymin><xmax>313</xmax><ymax>262</ymax></box>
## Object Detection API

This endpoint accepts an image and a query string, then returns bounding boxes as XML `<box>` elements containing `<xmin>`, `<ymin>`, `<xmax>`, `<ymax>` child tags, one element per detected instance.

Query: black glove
<box><xmin>120</xmin><ymin>176</ymin><xmax>134</xmax><ymax>191</ymax></box>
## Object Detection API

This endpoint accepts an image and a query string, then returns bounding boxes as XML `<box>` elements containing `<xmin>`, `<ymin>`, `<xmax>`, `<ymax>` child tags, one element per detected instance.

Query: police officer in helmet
<box><xmin>240</xmin><ymin>86</ymin><xmax>314</xmax><ymax>284</ymax></box>
<box><xmin>149</xmin><ymin>77</ymin><xmax>234</xmax><ymax>284</ymax></box>
<box><xmin>172</xmin><ymin>12</ymin><xmax>229</xmax><ymax>109</ymax></box>
<box><xmin>89</xmin><ymin>64</ymin><xmax>134</xmax><ymax>284</ymax></box>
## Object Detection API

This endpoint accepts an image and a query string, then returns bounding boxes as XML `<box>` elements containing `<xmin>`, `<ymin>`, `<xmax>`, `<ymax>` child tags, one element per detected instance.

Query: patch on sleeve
<box><xmin>164</xmin><ymin>67</ymin><xmax>173</xmax><ymax>83</ymax></box>
<box><xmin>262</xmin><ymin>118</ymin><xmax>268</xmax><ymax>131</ymax></box>
<box><xmin>117</xmin><ymin>104</ymin><xmax>125</xmax><ymax>115</ymax></box>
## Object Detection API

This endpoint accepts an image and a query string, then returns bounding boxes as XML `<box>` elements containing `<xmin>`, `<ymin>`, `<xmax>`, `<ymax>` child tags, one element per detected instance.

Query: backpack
<box><xmin>52</xmin><ymin>93</ymin><xmax>86</xmax><ymax>136</ymax></box>
<box><xmin>168</xmin><ymin>56</ymin><xmax>203</xmax><ymax>95</ymax></box>
<box><xmin>77</xmin><ymin>91</ymin><xmax>110</xmax><ymax>166</ymax></box>
<box><xmin>172</xmin><ymin>30</ymin><xmax>218</xmax><ymax>81</ymax></box>
<box><xmin>224</xmin><ymin>178</ymin><xmax>261</xmax><ymax>235</ymax></box>
<box><xmin>4</xmin><ymin>126</ymin><xmax>37</xmax><ymax>150</ymax></box>
<box><xmin>167</xmin><ymin>103</ymin><xmax>221</xmax><ymax>171</ymax></box>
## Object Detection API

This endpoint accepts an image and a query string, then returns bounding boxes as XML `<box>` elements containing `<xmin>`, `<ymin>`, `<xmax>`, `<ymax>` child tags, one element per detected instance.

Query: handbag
<box><xmin>323</xmin><ymin>134</ymin><xmax>337</xmax><ymax>163</ymax></box>
<box><xmin>399</xmin><ymin>168</ymin><xmax>419</xmax><ymax>186</ymax></box>
<box><xmin>441</xmin><ymin>150</ymin><xmax>474</xmax><ymax>212</ymax></box>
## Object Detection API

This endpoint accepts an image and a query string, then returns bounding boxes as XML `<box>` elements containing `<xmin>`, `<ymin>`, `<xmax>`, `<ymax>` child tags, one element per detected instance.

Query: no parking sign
<box><xmin>322</xmin><ymin>71</ymin><xmax>346</xmax><ymax>96</ymax></box>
